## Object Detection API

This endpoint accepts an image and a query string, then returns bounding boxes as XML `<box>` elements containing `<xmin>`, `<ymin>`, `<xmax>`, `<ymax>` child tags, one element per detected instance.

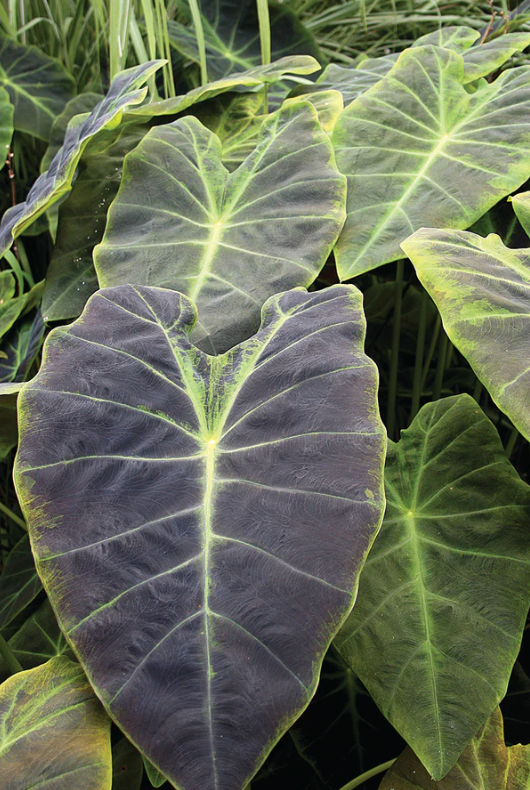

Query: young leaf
<box><xmin>0</xmin><ymin>656</ymin><xmax>111</xmax><ymax>789</ymax></box>
<box><xmin>379</xmin><ymin>708</ymin><xmax>530</xmax><ymax>790</ymax></box>
<box><xmin>15</xmin><ymin>283</ymin><xmax>385</xmax><ymax>790</ymax></box>
<box><xmin>333</xmin><ymin>45</ymin><xmax>530</xmax><ymax>279</ymax></box>
<box><xmin>0</xmin><ymin>35</ymin><xmax>74</xmax><ymax>141</ymax></box>
<box><xmin>167</xmin><ymin>0</ymin><xmax>322</xmax><ymax>81</ymax></box>
<box><xmin>94</xmin><ymin>103</ymin><xmax>346</xmax><ymax>353</ymax></box>
<box><xmin>0</xmin><ymin>60</ymin><xmax>164</xmax><ymax>257</ymax></box>
<box><xmin>0</xmin><ymin>536</ymin><xmax>41</xmax><ymax>631</ymax></box>
<box><xmin>335</xmin><ymin>395</ymin><xmax>530</xmax><ymax>780</ymax></box>
<box><xmin>402</xmin><ymin>228</ymin><xmax>530</xmax><ymax>443</ymax></box>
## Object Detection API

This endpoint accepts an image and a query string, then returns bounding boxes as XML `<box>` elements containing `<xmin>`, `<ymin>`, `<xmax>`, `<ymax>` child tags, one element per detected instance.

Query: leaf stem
<box><xmin>386</xmin><ymin>259</ymin><xmax>404</xmax><ymax>440</ymax></box>
<box><xmin>188</xmin><ymin>0</ymin><xmax>208</xmax><ymax>85</ymax></box>
<box><xmin>410</xmin><ymin>288</ymin><xmax>429</xmax><ymax>421</ymax></box>
<box><xmin>338</xmin><ymin>758</ymin><xmax>396</xmax><ymax>790</ymax></box>
<box><xmin>0</xmin><ymin>632</ymin><xmax>23</xmax><ymax>674</ymax></box>
<box><xmin>0</xmin><ymin>501</ymin><xmax>27</xmax><ymax>531</ymax></box>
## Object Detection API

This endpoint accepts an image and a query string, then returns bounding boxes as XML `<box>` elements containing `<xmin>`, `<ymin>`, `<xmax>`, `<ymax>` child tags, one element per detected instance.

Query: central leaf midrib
<box><xmin>203</xmin><ymin>437</ymin><xmax>218</xmax><ymax>787</ymax></box>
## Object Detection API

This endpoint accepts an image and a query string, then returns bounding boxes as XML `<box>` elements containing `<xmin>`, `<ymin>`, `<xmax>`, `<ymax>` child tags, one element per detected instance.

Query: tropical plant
<box><xmin>2</xmin><ymin>3</ymin><xmax>530</xmax><ymax>790</ymax></box>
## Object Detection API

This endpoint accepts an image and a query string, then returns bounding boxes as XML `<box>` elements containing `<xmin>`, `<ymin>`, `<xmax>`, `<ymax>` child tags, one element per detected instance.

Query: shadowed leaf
<box><xmin>0</xmin><ymin>536</ymin><xmax>41</xmax><ymax>631</ymax></box>
<box><xmin>112</xmin><ymin>738</ymin><xmax>143</xmax><ymax>790</ymax></box>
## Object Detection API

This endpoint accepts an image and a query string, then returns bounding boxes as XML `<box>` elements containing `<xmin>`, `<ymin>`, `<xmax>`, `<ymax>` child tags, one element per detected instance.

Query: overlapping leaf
<box><xmin>0</xmin><ymin>35</ymin><xmax>74</xmax><ymax>140</ymax></box>
<box><xmin>95</xmin><ymin>102</ymin><xmax>346</xmax><ymax>353</ymax></box>
<box><xmin>15</xmin><ymin>283</ymin><xmax>385</xmax><ymax>790</ymax></box>
<box><xmin>462</xmin><ymin>32</ymin><xmax>530</xmax><ymax>82</ymax></box>
<box><xmin>511</xmin><ymin>190</ymin><xmax>530</xmax><ymax>236</ymax></box>
<box><xmin>0</xmin><ymin>60</ymin><xmax>163</xmax><ymax>257</ymax></box>
<box><xmin>125</xmin><ymin>56</ymin><xmax>320</xmax><ymax>119</ymax></box>
<box><xmin>167</xmin><ymin>0</ymin><xmax>321</xmax><ymax>81</ymax></box>
<box><xmin>112</xmin><ymin>739</ymin><xmax>144</xmax><ymax>790</ymax></box>
<box><xmin>402</xmin><ymin>228</ymin><xmax>530</xmax><ymax>443</ymax></box>
<box><xmin>0</xmin><ymin>536</ymin><xmax>41</xmax><ymax>631</ymax></box>
<box><xmin>0</xmin><ymin>312</ymin><xmax>44</xmax><ymax>383</ymax></box>
<box><xmin>0</xmin><ymin>84</ymin><xmax>13</xmax><ymax>168</ymax></box>
<box><xmin>333</xmin><ymin>44</ymin><xmax>530</xmax><ymax>279</ymax></box>
<box><xmin>0</xmin><ymin>656</ymin><xmax>111</xmax><ymax>789</ymax></box>
<box><xmin>379</xmin><ymin>708</ymin><xmax>530</xmax><ymax>790</ymax></box>
<box><xmin>335</xmin><ymin>395</ymin><xmax>530</xmax><ymax>779</ymax></box>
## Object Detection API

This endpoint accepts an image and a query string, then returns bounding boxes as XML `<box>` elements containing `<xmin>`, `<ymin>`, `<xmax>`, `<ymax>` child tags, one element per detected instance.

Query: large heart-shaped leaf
<box><xmin>0</xmin><ymin>35</ymin><xmax>74</xmax><ymax>141</ymax></box>
<box><xmin>94</xmin><ymin>102</ymin><xmax>346</xmax><ymax>353</ymax></box>
<box><xmin>0</xmin><ymin>535</ymin><xmax>41</xmax><ymax>631</ymax></box>
<box><xmin>379</xmin><ymin>708</ymin><xmax>530</xmax><ymax>790</ymax></box>
<box><xmin>0</xmin><ymin>656</ymin><xmax>111</xmax><ymax>789</ymax></box>
<box><xmin>126</xmin><ymin>56</ymin><xmax>320</xmax><ymax>119</ymax></box>
<box><xmin>167</xmin><ymin>0</ymin><xmax>321</xmax><ymax>82</ymax></box>
<box><xmin>0</xmin><ymin>60</ymin><xmax>163</xmax><ymax>257</ymax></box>
<box><xmin>333</xmin><ymin>45</ymin><xmax>530</xmax><ymax>279</ymax></box>
<box><xmin>335</xmin><ymin>394</ymin><xmax>530</xmax><ymax>779</ymax></box>
<box><xmin>42</xmin><ymin>123</ymin><xmax>149</xmax><ymax>323</ymax></box>
<box><xmin>402</xmin><ymin>228</ymin><xmax>530</xmax><ymax>443</ymax></box>
<box><xmin>15</xmin><ymin>283</ymin><xmax>385</xmax><ymax>790</ymax></box>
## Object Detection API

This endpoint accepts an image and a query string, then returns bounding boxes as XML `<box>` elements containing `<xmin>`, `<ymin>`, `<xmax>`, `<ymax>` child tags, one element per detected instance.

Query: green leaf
<box><xmin>143</xmin><ymin>757</ymin><xmax>168</xmax><ymax>787</ymax></box>
<box><xmin>333</xmin><ymin>45</ymin><xmax>530</xmax><ymax>279</ymax></box>
<box><xmin>378</xmin><ymin>708</ymin><xmax>530</xmax><ymax>790</ymax></box>
<box><xmin>309</xmin><ymin>55</ymin><xmax>397</xmax><ymax>106</ymax></box>
<box><xmin>15</xmin><ymin>283</ymin><xmax>385</xmax><ymax>790</ymax></box>
<box><xmin>402</xmin><ymin>228</ymin><xmax>530</xmax><ymax>443</ymax></box>
<box><xmin>0</xmin><ymin>656</ymin><xmax>112</xmax><ymax>789</ymax></box>
<box><xmin>511</xmin><ymin>189</ymin><xmax>530</xmax><ymax>236</ymax></box>
<box><xmin>0</xmin><ymin>34</ymin><xmax>74</xmax><ymax>141</ymax></box>
<box><xmin>125</xmin><ymin>56</ymin><xmax>320</xmax><ymax>119</ymax></box>
<box><xmin>411</xmin><ymin>25</ymin><xmax>480</xmax><ymax>51</ymax></box>
<box><xmin>112</xmin><ymin>738</ymin><xmax>143</xmax><ymax>790</ymax></box>
<box><xmin>0</xmin><ymin>272</ymin><xmax>26</xmax><ymax>341</ymax></box>
<box><xmin>0</xmin><ymin>600</ymin><xmax>72</xmax><ymax>681</ymax></box>
<box><xmin>0</xmin><ymin>392</ymin><xmax>17</xmax><ymax>460</ymax></box>
<box><xmin>41</xmin><ymin>92</ymin><xmax>103</xmax><ymax>173</ymax></box>
<box><xmin>94</xmin><ymin>102</ymin><xmax>346</xmax><ymax>353</ymax></box>
<box><xmin>0</xmin><ymin>536</ymin><xmax>41</xmax><ymax>631</ymax></box>
<box><xmin>335</xmin><ymin>394</ymin><xmax>530</xmax><ymax>779</ymax></box>
<box><xmin>42</xmin><ymin>123</ymin><xmax>149</xmax><ymax>323</ymax></box>
<box><xmin>462</xmin><ymin>32</ymin><xmax>530</xmax><ymax>83</ymax></box>
<box><xmin>167</xmin><ymin>0</ymin><xmax>322</xmax><ymax>81</ymax></box>
<box><xmin>0</xmin><ymin>312</ymin><xmax>44</xmax><ymax>383</ymax></box>
<box><xmin>0</xmin><ymin>60</ymin><xmax>163</xmax><ymax>257</ymax></box>
<box><xmin>0</xmin><ymin>83</ymin><xmax>13</xmax><ymax>169</ymax></box>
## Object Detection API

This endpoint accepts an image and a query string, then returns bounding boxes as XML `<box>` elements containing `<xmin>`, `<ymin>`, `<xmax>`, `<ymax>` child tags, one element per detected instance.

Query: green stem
<box><xmin>188</xmin><ymin>0</ymin><xmax>208</xmax><ymax>85</ymax></box>
<box><xmin>0</xmin><ymin>632</ymin><xmax>23</xmax><ymax>674</ymax></box>
<box><xmin>256</xmin><ymin>0</ymin><xmax>271</xmax><ymax>113</ymax></box>
<box><xmin>338</xmin><ymin>758</ymin><xmax>396</xmax><ymax>790</ymax></box>
<box><xmin>432</xmin><ymin>330</ymin><xmax>449</xmax><ymax>401</ymax></box>
<box><xmin>386</xmin><ymin>260</ymin><xmax>405</xmax><ymax>440</ymax></box>
<box><xmin>420</xmin><ymin>313</ymin><xmax>441</xmax><ymax>393</ymax></box>
<box><xmin>410</xmin><ymin>288</ymin><xmax>429</xmax><ymax>421</ymax></box>
<box><xmin>0</xmin><ymin>500</ymin><xmax>26</xmax><ymax>530</ymax></box>
<box><xmin>505</xmin><ymin>427</ymin><xmax>519</xmax><ymax>458</ymax></box>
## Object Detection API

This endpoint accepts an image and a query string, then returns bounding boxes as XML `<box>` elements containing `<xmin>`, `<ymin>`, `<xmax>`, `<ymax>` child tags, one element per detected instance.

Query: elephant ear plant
<box><xmin>4</xmin><ymin>16</ymin><xmax>530</xmax><ymax>790</ymax></box>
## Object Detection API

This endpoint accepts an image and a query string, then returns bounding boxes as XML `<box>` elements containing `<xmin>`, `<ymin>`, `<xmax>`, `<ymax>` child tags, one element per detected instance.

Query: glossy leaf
<box><xmin>335</xmin><ymin>394</ymin><xmax>530</xmax><ymax>779</ymax></box>
<box><xmin>0</xmin><ymin>535</ymin><xmax>41</xmax><ymax>631</ymax></box>
<box><xmin>167</xmin><ymin>0</ymin><xmax>321</xmax><ymax>81</ymax></box>
<box><xmin>402</xmin><ymin>228</ymin><xmax>530</xmax><ymax>443</ymax></box>
<box><xmin>42</xmin><ymin>123</ymin><xmax>148</xmax><ymax>323</ymax></box>
<box><xmin>333</xmin><ymin>45</ymin><xmax>530</xmax><ymax>279</ymax></box>
<box><xmin>15</xmin><ymin>283</ymin><xmax>385</xmax><ymax>790</ymax></box>
<box><xmin>379</xmin><ymin>708</ymin><xmax>530</xmax><ymax>790</ymax></box>
<box><xmin>125</xmin><ymin>56</ymin><xmax>320</xmax><ymax>119</ymax></box>
<box><xmin>0</xmin><ymin>599</ymin><xmax>72</xmax><ymax>681</ymax></box>
<box><xmin>112</xmin><ymin>738</ymin><xmax>143</xmax><ymax>790</ymax></box>
<box><xmin>0</xmin><ymin>656</ymin><xmax>112</xmax><ymax>789</ymax></box>
<box><xmin>0</xmin><ymin>60</ymin><xmax>163</xmax><ymax>257</ymax></box>
<box><xmin>95</xmin><ymin>103</ymin><xmax>346</xmax><ymax>353</ymax></box>
<box><xmin>41</xmin><ymin>92</ymin><xmax>103</xmax><ymax>173</ymax></box>
<box><xmin>0</xmin><ymin>35</ymin><xmax>74</xmax><ymax>140</ymax></box>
